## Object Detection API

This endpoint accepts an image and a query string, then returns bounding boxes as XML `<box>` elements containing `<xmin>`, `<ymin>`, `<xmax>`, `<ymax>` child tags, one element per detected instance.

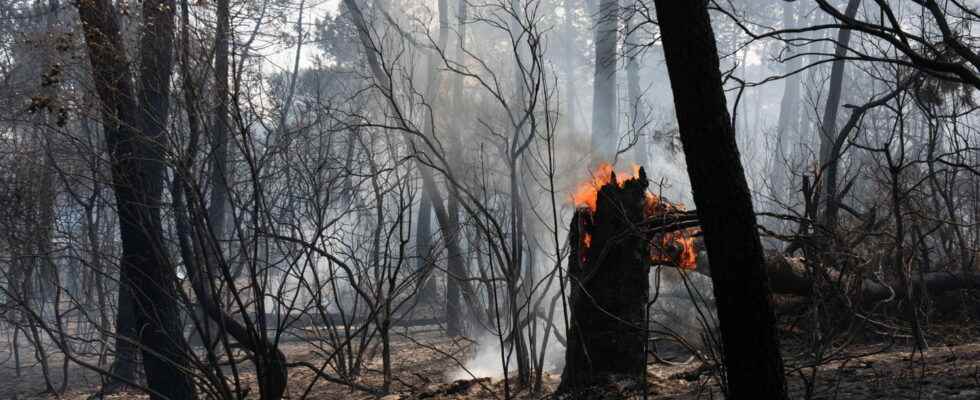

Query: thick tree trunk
<box><xmin>737</xmin><ymin>253</ymin><xmax>980</xmax><ymax>304</ymax></box>
<box><xmin>107</xmin><ymin>286</ymin><xmax>139</xmax><ymax>386</ymax></box>
<box><xmin>559</xmin><ymin>170</ymin><xmax>649</xmax><ymax>394</ymax></box>
<box><xmin>653</xmin><ymin>1</ymin><xmax>789</xmax><ymax>399</ymax></box>
<box><xmin>77</xmin><ymin>0</ymin><xmax>196</xmax><ymax>397</ymax></box>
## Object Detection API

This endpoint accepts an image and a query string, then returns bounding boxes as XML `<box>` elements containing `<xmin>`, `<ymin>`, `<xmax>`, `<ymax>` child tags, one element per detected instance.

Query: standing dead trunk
<box><xmin>504</xmin><ymin>0</ymin><xmax>532</xmax><ymax>386</ymax></box>
<box><xmin>441</xmin><ymin>0</ymin><xmax>471</xmax><ymax>335</ymax></box>
<box><xmin>625</xmin><ymin>3</ymin><xmax>647</xmax><ymax>169</ymax></box>
<box><xmin>771</xmin><ymin>0</ymin><xmax>802</xmax><ymax>204</ymax></box>
<box><xmin>559</xmin><ymin>169</ymin><xmax>650</xmax><ymax>394</ymax></box>
<box><xmin>818</xmin><ymin>0</ymin><xmax>861</xmax><ymax>233</ymax></box>
<box><xmin>589</xmin><ymin>0</ymin><xmax>619</xmax><ymax>165</ymax></box>
<box><xmin>886</xmin><ymin>140</ymin><xmax>928</xmax><ymax>350</ymax></box>
<box><xmin>653</xmin><ymin>0</ymin><xmax>788</xmax><ymax>398</ymax></box>
<box><xmin>77</xmin><ymin>0</ymin><xmax>197</xmax><ymax>396</ymax></box>
<box><xmin>208</xmin><ymin>0</ymin><xmax>231</xmax><ymax>246</ymax></box>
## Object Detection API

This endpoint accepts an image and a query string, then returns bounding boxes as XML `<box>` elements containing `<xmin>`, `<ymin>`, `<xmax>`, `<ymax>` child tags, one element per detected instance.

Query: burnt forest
<box><xmin>0</xmin><ymin>0</ymin><xmax>979</xmax><ymax>399</ymax></box>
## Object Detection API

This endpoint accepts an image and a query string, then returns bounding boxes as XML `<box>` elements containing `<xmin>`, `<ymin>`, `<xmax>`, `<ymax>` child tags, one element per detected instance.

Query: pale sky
<box><xmin>260</xmin><ymin>0</ymin><xmax>340</xmax><ymax>75</ymax></box>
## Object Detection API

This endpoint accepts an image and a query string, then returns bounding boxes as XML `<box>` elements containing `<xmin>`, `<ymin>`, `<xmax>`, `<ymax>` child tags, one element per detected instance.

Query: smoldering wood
<box><xmin>559</xmin><ymin>168</ymin><xmax>651</xmax><ymax>393</ymax></box>
<box><xmin>621</xmin><ymin>206</ymin><xmax>979</xmax><ymax>307</ymax></box>
<box><xmin>556</xmin><ymin>168</ymin><xmax>979</xmax><ymax>395</ymax></box>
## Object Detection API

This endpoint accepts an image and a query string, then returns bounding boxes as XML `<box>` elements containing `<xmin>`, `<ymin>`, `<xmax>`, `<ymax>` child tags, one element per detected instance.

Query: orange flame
<box><xmin>650</xmin><ymin>231</ymin><xmax>698</xmax><ymax>270</ymax></box>
<box><xmin>571</xmin><ymin>163</ymin><xmax>699</xmax><ymax>270</ymax></box>
<box><xmin>571</xmin><ymin>163</ymin><xmax>636</xmax><ymax>212</ymax></box>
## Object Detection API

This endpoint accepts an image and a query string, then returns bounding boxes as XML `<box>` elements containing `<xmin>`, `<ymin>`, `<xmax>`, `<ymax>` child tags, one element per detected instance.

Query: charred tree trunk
<box><xmin>653</xmin><ymin>1</ymin><xmax>789</xmax><ymax>399</ymax></box>
<box><xmin>208</xmin><ymin>0</ymin><xmax>231</xmax><ymax>246</ymax></box>
<box><xmin>818</xmin><ymin>0</ymin><xmax>861</xmax><ymax>234</ymax></box>
<box><xmin>559</xmin><ymin>170</ymin><xmax>650</xmax><ymax>394</ymax></box>
<box><xmin>173</xmin><ymin>178</ymin><xmax>289</xmax><ymax>400</ymax></box>
<box><xmin>77</xmin><ymin>0</ymin><xmax>196</xmax><ymax>397</ymax></box>
<box><xmin>760</xmin><ymin>252</ymin><xmax>980</xmax><ymax>302</ymax></box>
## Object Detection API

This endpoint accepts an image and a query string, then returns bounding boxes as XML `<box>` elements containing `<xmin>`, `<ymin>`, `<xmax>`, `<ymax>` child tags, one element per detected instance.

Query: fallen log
<box><xmin>638</xmin><ymin>212</ymin><xmax>980</xmax><ymax>302</ymax></box>
<box><xmin>693</xmin><ymin>250</ymin><xmax>980</xmax><ymax>303</ymax></box>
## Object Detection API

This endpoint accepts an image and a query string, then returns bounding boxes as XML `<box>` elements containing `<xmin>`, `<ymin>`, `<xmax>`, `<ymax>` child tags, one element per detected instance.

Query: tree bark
<box><xmin>771</xmin><ymin>0</ymin><xmax>801</xmax><ymax>204</ymax></box>
<box><xmin>818</xmin><ymin>0</ymin><xmax>861</xmax><ymax>233</ymax></box>
<box><xmin>208</xmin><ymin>0</ymin><xmax>231</xmax><ymax>244</ymax></box>
<box><xmin>723</xmin><ymin>252</ymin><xmax>980</xmax><ymax>305</ymax></box>
<box><xmin>77</xmin><ymin>0</ymin><xmax>197</xmax><ymax>397</ymax></box>
<box><xmin>559</xmin><ymin>170</ymin><xmax>650</xmax><ymax>394</ymax></box>
<box><xmin>653</xmin><ymin>1</ymin><xmax>789</xmax><ymax>398</ymax></box>
<box><xmin>173</xmin><ymin>177</ymin><xmax>288</xmax><ymax>400</ymax></box>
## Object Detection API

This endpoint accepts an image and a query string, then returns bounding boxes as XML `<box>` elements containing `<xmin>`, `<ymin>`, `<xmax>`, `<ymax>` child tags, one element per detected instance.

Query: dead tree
<box><xmin>77</xmin><ymin>0</ymin><xmax>196</xmax><ymax>396</ymax></box>
<box><xmin>653</xmin><ymin>0</ymin><xmax>789</xmax><ymax>398</ymax></box>
<box><xmin>559</xmin><ymin>169</ymin><xmax>650</xmax><ymax>394</ymax></box>
<box><xmin>817</xmin><ymin>0</ymin><xmax>860</xmax><ymax>234</ymax></box>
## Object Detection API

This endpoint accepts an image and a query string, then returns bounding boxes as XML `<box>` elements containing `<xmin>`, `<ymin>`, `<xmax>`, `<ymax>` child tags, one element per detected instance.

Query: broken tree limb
<box><xmin>695</xmin><ymin>250</ymin><xmax>980</xmax><ymax>303</ymax></box>
<box><xmin>626</xmin><ymin>208</ymin><xmax>980</xmax><ymax>304</ymax></box>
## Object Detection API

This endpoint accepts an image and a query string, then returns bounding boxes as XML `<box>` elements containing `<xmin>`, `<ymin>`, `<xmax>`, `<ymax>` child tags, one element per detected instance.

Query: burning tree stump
<box><xmin>559</xmin><ymin>168</ymin><xmax>652</xmax><ymax>394</ymax></box>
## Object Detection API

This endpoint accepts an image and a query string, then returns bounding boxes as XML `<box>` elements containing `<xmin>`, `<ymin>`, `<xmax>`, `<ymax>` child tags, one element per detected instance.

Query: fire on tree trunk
<box><xmin>559</xmin><ymin>164</ymin><xmax>698</xmax><ymax>394</ymax></box>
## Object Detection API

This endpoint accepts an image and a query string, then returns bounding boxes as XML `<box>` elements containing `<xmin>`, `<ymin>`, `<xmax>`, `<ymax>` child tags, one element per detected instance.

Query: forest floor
<box><xmin>2</xmin><ymin>323</ymin><xmax>980</xmax><ymax>399</ymax></box>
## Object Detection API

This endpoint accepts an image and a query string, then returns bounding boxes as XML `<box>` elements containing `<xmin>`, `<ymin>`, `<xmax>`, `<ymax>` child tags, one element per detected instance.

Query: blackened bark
<box><xmin>559</xmin><ymin>170</ymin><xmax>649</xmax><ymax>394</ymax></box>
<box><xmin>757</xmin><ymin>252</ymin><xmax>980</xmax><ymax>302</ymax></box>
<box><xmin>208</xmin><ymin>0</ymin><xmax>231</xmax><ymax>242</ymax></box>
<box><xmin>77</xmin><ymin>0</ymin><xmax>196</xmax><ymax>397</ymax></box>
<box><xmin>818</xmin><ymin>0</ymin><xmax>861</xmax><ymax>233</ymax></box>
<box><xmin>173</xmin><ymin>178</ymin><xmax>289</xmax><ymax>400</ymax></box>
<box><xmin>107</xmin><ymin>285</ymin><xmax>138</xmax><ymax>386</ymax></box>
<box><xmin>653</xmin><ymin>1</ymin><xmax>788</xmax><ymax>399</ymax></box>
